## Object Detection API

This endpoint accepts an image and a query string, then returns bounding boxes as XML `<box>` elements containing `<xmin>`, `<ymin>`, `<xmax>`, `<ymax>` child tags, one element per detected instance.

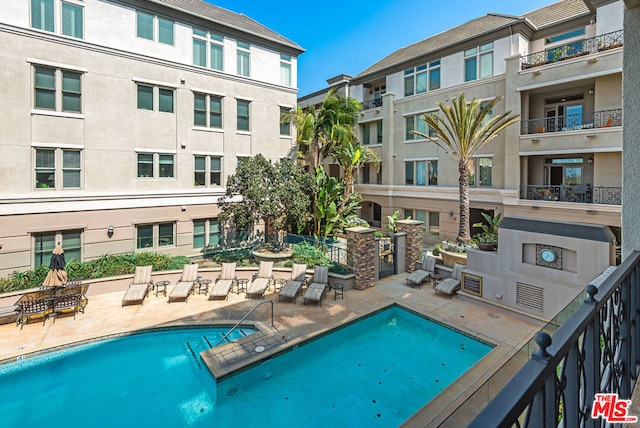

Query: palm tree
<box><xmin>413</xmin><ymin>93</ymin><xmax>519</xmax><ymax>243</ymax></box>
<box><xmin>331</xmin><ymin>142</ymin><xmax>379</xmax><ymax>210</ymax></box>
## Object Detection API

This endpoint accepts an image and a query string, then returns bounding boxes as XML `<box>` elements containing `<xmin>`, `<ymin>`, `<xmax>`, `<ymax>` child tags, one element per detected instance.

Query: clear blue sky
<box><xmin>205</xmin><ymin>0</ymin><xmax>559</xmax><ymax>96</ymax></box>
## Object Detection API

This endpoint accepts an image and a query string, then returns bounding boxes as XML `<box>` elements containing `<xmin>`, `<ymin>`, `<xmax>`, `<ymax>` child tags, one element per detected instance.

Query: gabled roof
<box><xmin>150</xmin><ymin>0</ymin><xmax>304</xmax><ymax>52</ymax></box>
<box><xmin>523</xmin><ymin>0</ymin><xmax>591</xmax><ymax>29</ymax></box>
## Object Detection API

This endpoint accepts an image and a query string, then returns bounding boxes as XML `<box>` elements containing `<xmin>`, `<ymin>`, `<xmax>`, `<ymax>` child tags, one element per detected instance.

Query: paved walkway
<box><xmin>0</xmin><ymin>273</ymin><xmax>541</xmax><ymax>426</ymax></box>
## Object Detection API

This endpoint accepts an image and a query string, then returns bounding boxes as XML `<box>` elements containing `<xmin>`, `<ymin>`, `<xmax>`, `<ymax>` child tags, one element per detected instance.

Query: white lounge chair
<box><xmin>406</xmin><ymin>255</ymin><xmax>437</xmax><ymax>288</ymax></box>
<box><xmin>246</xmin><ymin>261</ymin><xmax>274</xmax><ymax>299</ymax></box>
<box><xmin>122</xmin><ymin>265</ymin><xmax>153</xmax><ymax>306</ymax></box>
<box><xmin>278</xmin><ymin>263</ymin><xmax>308</xmax><ymax>303</ymax></box>
<box><xmin>303</xmin><ymin>266</ymin><xmax>329</xmax><ymax>306</ymax></box>
<box><xmin>168</xmin><ymin>264</ymin><xmax>198</xmax><ymax>303</ymax></box>
<box><xmin>435</xmin><ymin>263</ymin><xmax>464</xmax><ymax>298</ymax></box>
<box><xmin>209</xmin><ymin>262</ymin><xmax>237</xmax><ymax>300</ymax></box>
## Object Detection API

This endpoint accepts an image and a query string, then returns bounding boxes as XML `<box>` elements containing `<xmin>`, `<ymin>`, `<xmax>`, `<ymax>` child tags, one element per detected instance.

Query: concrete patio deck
<box><xmin>0</xmin><ymin>272</ymin><xmax>541</xmax><ymax>427</ymax></box>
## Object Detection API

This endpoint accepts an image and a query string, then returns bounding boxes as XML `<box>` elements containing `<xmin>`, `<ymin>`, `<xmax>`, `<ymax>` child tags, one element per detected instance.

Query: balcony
<box><xmin>361</xmin><ymin>98</ymin><xmax>383</xmax><ymax>110</ymax></box>
<box><xmin>520</xmin><ymin>109</ymin><xmax>622</xmax><ymax>135</ymax></box>
<box><xmin>520</xmin><ymin>184</ymin><xmax>621</xmax><ymax>205</ymax></box>
<box><xmin>520</xmin><ymin>30</ymin><xmax>624</xmax><ymax>70</ymax></box>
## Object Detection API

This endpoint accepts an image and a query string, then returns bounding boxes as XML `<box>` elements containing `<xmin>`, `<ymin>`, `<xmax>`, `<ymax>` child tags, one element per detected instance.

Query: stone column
<box><xmin>397</xmin><ymin>220</ymin><xmax>423</xmax><ymax>273</ymax></box>
<box><xmin>346</xmin><ymin>226</ymin><xmax>376</xmax><ymax>290</ymax></box>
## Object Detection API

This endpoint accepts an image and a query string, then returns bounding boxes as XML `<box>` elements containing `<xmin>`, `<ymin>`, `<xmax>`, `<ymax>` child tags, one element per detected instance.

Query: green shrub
<box><xmin>291</xmin><ymin>242</ymin><xmax>330</xmax><ymax>268</ymax></box>
<box><xmin>374</xmin><ymin>231</ymin><xmax>387</xmax><ymax>238</ymax></box>
<box><xmin>167</xmin><ymin>256</ymin><xmax>191</xmax><ymax>270</ymax></box>
<box><xmin>431</xmin><ymin>243</ymin><xmax>442</xmax><ymax>256</ymax></box>
<box><xmin>328</xmin><ymin>263</ymin><xmax>351</xmax><ymax>275</ymax></box>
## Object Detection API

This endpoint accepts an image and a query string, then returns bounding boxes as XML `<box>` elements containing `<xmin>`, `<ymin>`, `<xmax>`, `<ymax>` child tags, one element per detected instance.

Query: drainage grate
<box><xmin>516</xmin><ymin>282</ymin><xmax>544</xmax><ymax>312</ymax></box>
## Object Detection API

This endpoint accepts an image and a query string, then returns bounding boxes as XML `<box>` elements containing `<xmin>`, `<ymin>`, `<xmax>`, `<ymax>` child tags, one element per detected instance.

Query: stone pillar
<box><xmin>397</xmin><ymin>220</ymin><xmax>423</xmax><ymax>273</ymax></box>
<box><xmin>346</xmin><ymin>226</ymin><xmax>376</xmax><ymax>290</ymax></box>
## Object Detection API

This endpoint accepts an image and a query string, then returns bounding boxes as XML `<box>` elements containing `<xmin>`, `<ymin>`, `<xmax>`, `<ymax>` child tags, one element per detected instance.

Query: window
<box><xmin>362</xmin><ymin>163</ymin><xmax>381</xmax><ymax>184</ymax></box>
<box><xmin>546</xmin><ymin>28</ymin><xmax>585</xmax><ymax>44</ymax></box>
<box><xmin>465</xmin><ymin>43</ymin><xmax>493</xmax><ymax>82</ymax></box>
<box><xmin>280</xmin><ymin>107</ymin><xmax>291</xmax><ymax>135</ymax></box>
<box><xmin>468</xmin><ymin>157</ymin><xmax>492</xmax><ymax>187</ymax></box>
<box><xmin>405</xmin><ymin>160</ymin><xmax>437</xmax><ymax>185</ymax></box>
<box><xmin>137</xmin><ymin>153</ymin><xmax>174</xmax><ymax>179</ymax></box>
<box><xmin>404</xmin><ymin>60</ymin><xmax>441</xmax><ymax>96</ymax></box>
<box><xmin>137</xmin><ymin>11</ymin><xmax>173</xmax><ymax>45</ymax></box>
<box><xmin>34</xmin><ymin>230</ymin><xmax>81</xmax><ymax>268</ymax></box>
<box><xmin>35</xmin><ymin>148</ymin><xmax>82</xmax><ymax>189</ymax></box>
<box><xmin>194</xmin><ymin>93</ymin><xmax>223</xmax><ymax>128</ymax></box>
<box><xmin>403</xmin><ymin>210</ymin><xmax>439</xmax><ymax>240</ymax></box>
<box><xmin>136</xmin><ymin>84</ymin><xmax>174</xmax><ymax>113</ymax></box>
<box><xmin>237</xmin><ymin>41</ymin><xmax>250</xmax><ymax>77</ymax></box>
<box><xmin>237</xmin><ymin>99</ymin><xmax>250</xmax><ymax>131</ymax></box>
<box><xmin>136</xmin><ymin>223</ymin><xmax>175</xmax><ymax>249</ymax></box>
<box><xmin>34</xmin><ymin>66</ymin><xmax>82</xmax><ymax>113</ymax></box>
<box><xmin>193</xmin><ymin>29</ymin><xmax>224</xmax><ymax>71</ymax></box>
<box><xmin>377</xmin><ymin>121</ymin><xmax>383</xmax><ymax>144</ymax></box>
<box><xmin>32</xmin><ymin>0</ymin><xmax>84</xmax><ymax>39</ymax></box>
<box><xmin>362</xmin><ymin>123</ymin><xmax>371</xmax><ymax>145</ymax></box>
<box><xmin>280</xmin><ymin>54</ymin><xmax>291</xmax><ymax>86</ymax></box>
<box><xmin>405</xmin><ymin>113</ymin><xmax>436</xmax><ymax>140</ymax></box>
<box><xmin>193</xmin><ymin>218</ymin><xmax>220</xmax><ymax>248</ymax></box>
<box><xmin>194</xmin><ymin>155</ymin><xmax>222</xmax><ymax>186</ymax></box>
<box><xmin>428</xmin><ymin>212</ymin><xmax>440</xmax><ymax>236</ymax></box>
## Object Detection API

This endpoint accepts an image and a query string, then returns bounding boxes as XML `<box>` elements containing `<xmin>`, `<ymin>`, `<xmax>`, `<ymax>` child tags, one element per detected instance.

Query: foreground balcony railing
<box><xmin>520</xmin><ymin>184</ymin><xmax>621</xmax><ymax>205</ymax></box>
<box><xmin>521</xmin><ymin>109</ymin><xmax>622</xmax><ymax>135</ymax></box>
<box><xmin>471</xmin><ymin>251</ymin><xmax>640</xmax><ymax>427</ymax></box>
<box><xmin>361</xmin><ymin>98</ymin><xmax>383</xmax><ymax>110</ymax></box>
<box><xmin>521</xmin><ymin>30</ymin><xmax>623</xmax><ymax>69</ymax></box>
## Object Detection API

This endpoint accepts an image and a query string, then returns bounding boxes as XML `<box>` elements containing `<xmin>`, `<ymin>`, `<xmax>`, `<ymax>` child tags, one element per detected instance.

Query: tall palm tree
<box><xmin>413</xmin><ymin>93</ymin><xmax>519</xmax><ymax>243</ymax></box>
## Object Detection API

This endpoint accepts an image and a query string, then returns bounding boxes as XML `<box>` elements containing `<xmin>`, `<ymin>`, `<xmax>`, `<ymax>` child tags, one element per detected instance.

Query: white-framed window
<box><xmin>34</xmin><ymin>147</ymin><xmax>82</xmax><ymax>189</ymax></box>
<box><xmin>405</xmin><ymin>160</ymin><xmax>437</xmax><ymax>186</ymax></box>
<box><xmin>362</xmin><ymin>123</ymin><xmax>371</xmax><ymax>145</ymax></box>
<box><xmin>464</xmin><ymin>42</ymin><xmax>493</xmax><ymax>82</ymax></box>
<box><xmin>404</xmin><ymin>209</ymin><xmax>440</xmax><ymax>238</ymax></box>
<box><xmin>136</xmin><ymin>11</ymin><xmax>174</xmax><ymax>45</ymax></box>
<box><xmin>468</xmin><ymin>157</ymin><xmax>493</xmax><ymax>187</ymax></box>
<box><xmin>377</xmin><ymin>121</ymin><xmax>383</xmax><ymax>144</ymax></box>
<box><xmin>237</xmin><ymin>99</ymin><xmax>250</xmax><ymax>131</ymax></box>
<box><xmin>136</xmin><ymin>152</ymin><xmax>174</xmax><ymax>178</ymax></box>
<box><xmin>194</xmin><ymin>155</ymin><xmax>222</xmax><ymax>186</ymax></box>
<box><xmin>34</xmin><ymin>229</ymin><xmax>82</xmax><ymax>268</ymax></box>
<box><xmin>136</xmin><ymin>84</ymin><xmax>174</xmax><ymax>113</ymax></box>
<box><xmin>362</xmin><ymin>162</ymin><xmax>382</xmax><ymax>185</ymax></box>
<box><xmin>279</xmin><ymin>107</ymin><xmax>291</xmax><ymax>135</ymax></box>
<box><xmin>193</xmin><ymin>218</ymin><xmax>220</xmax><ymax>248</ymax></box>
<box><xmin>193</xmin><ymin>29</ymin><xmax>224</xmax><ymax>71</ymax></box>
<box><xmin>405</xmin><ymin>113</ymin><xmax>436</xmax><ymax>141</ymax></box>
<box><xmin>34</xmin><ymin>66</ymin><xmax>82</xmax><ymax>113</ymax></box>
<box><xmin>31</xmin><ymin>0</ymin><xmax>84</xmax><ymax>39</ymax></box>
<box><xmin>280</xmin><ymin>54</ymin><xmax>291</xmax><ymax>86</ymax></box>
<box><xmin>237</xmin><ymin>41</ymin><xmax>251</xmax><ymax>77</ymax></box>
<box><xmin>136</xmin><ymin>222</ymin><xmax>175</xmax><ymax>249</ymax></box>
<box><xmin>194</xmin><ymin>93</ymin><xmax>222</xmax><ymax>128</ymax></box>
<box><xmin>404</xmin><ymin>60</ymin><xmax>441</xmax><ymax>97</ymax></box>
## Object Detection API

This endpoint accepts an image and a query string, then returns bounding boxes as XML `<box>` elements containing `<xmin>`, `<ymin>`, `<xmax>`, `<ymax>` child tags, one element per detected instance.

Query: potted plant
<box><xmin>473</xmin><ymin>212</ymin><xmax>501</xmax><ymax>251</ymax></box>
<box><xmin>437</xmin><ymin>240</ymin><xmax>477</xmax><ymax>267</ymax></box>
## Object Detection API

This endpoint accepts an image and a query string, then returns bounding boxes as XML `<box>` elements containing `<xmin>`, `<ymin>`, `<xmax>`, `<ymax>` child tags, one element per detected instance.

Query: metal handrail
<box><xmin>213</xmin><ymin>300</ymin><xmax>275</xmax><ymax>347</ymax></box>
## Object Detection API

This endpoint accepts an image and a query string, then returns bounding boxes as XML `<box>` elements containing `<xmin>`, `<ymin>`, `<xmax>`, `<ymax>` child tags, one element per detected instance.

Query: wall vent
<box><xmin>516</xmin><ymin>282</ymin><xmax>544</xmax><ymax>312</ymax></box>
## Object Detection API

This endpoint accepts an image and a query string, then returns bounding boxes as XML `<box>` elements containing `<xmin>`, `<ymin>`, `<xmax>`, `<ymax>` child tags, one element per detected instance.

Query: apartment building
<box><xmin>302</xmin><ymin>0</ymin><xmax>623</xmax><ymax>250</ymax></box>
<box><xmin>0</xmin><ymin>0</ymin><xmax>303</xmax><ymax>276</ymax></box>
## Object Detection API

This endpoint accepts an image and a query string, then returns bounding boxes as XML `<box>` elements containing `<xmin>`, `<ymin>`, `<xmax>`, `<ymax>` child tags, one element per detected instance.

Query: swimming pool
<box><xmin>0</xmin><ymin>307</ymin><xmax>492</xmax><ymax>427</ymax></box>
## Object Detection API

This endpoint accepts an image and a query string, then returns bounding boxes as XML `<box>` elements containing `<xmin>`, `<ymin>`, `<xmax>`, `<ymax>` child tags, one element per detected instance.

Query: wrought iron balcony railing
<box><xmin>520</xmin><ymin>184</ymin><xmax>621</xmax><ymax>205</ymax></box>
<box><xmin>471</xmin><ymin>251</ymin><xmax>640</xmax><ymax>427</ymax></box>
<box><xmin>361</xmin><ymin>98</ymin><xmax>383</xmax><ymax>110</ymax></box>
<box><xmin>521</xmin><ymin>29</ymin><xmax>624</xmax><ymax>69</ymax></box>
<box><xmin>521</xmin><ymin>109</ymin><xmax>622</xmax><ymax>135</ymax></box>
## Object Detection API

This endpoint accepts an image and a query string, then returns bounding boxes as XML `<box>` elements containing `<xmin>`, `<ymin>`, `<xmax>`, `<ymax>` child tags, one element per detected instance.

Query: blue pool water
<box><xmin>0</xmin><ymin>307</ymin><xmax>492</xmax><ymax>427</ymax></box>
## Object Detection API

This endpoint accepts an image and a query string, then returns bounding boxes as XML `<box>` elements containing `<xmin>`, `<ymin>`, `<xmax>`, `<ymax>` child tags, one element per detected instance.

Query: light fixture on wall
<box><xmin>531</xmin><ymin>138</ymin><xmax>540</xmax><ymax>143</ymax></box>
<box><xmin>107</xmin><ymin>225</ymin><xmax>114</xmax><ymax>238</ymax></box>
<box><xmin>448</xmin><ymin>210</ymin><xmax>455</xmax><ymax>218</ymax></box>
<box><xmin>588</xmin><ymin>156</ymin><xmax>594</xmax><ymax>164</ymax></box>
<box><xmin>588</xmin><ymin>88</ymin><xmax>595</xmax><ymax>95</ymax></box>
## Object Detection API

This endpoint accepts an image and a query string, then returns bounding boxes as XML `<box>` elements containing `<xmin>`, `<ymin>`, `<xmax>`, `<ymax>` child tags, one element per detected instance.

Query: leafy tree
<box><xmin>331</xmin><ymin>141</ymin><xmax>379</xmax><ymax>211</ymax></box>
<box><xmin>413</xmin><ymin>94</ymin><xmax>518</xmax><ymax>243</ymax></box>
<box><xmin>314</xmin><ymin>167</ymin><xmax>361</xmax><ymax>238</ymax></box>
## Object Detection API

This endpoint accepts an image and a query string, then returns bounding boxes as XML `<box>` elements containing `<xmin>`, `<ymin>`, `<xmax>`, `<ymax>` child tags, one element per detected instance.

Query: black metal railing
<box><xmin>521</xmin><ymin>30</ymin><xmax>624</xmax><ymax>69</ymax></box>
<box><xmin>521</xmin><ymin>108</ymin><xmax>622</xmax><ymax>134</ymax></box>
<box><xmin>361</xmin><ymin>98</ymin><xmax>383</xmax><ymax>110</ymax></box>
<box><xmin>283</xmin><ymin>233</ymin><xmax>352</xmax><ymax>273</ymax></box>
<box><xmin>520</xmin><ymin>184</ymin><xmax>621</xmax><ymax>205</ymax></box>
<box><xmin>470</xmin><ymin>251</ymin><xmax>640</xmax><ymax>427</ymax></box>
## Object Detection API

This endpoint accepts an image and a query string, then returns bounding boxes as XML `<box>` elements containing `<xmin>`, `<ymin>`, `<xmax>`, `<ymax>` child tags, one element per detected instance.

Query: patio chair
<box><xmin>168</xmin><ymin>264</ymin><xmax>199</xmax><ymax>303</ymax></box>
<box><xmin>434</xmin><ymin>263</ymin><xmax>464</xmax><ymax>298</ymax></box>
<box><xmin>278</xmin><ymin>263</ymin><xmax>308</xmax><ymax>304</ymax></box>
<box><xmin>406</xmin><ymin>255</ymin><xmax>437</xmax><ymax>288</ymax></box>
<box><xmin>246</xmin><ymin>261</ymin><xmax>274</xmax><ymax>299</ymax></box>
<box><xmin>122</xmin><ymin>266</ymin><xmax>154</xmax><ymax>306</ymax></box>
<box><xmin>209</xmin><ymin>262</ymin><xmax>237</xmax><ymax>300</ymax></box>
<box><xmin>303</xmin><ymin>266</ymin><xmax>329</xmax><ymax>306</ymax></box>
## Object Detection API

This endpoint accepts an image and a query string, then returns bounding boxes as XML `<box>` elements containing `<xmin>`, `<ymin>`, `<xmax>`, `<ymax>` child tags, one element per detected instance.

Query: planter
<box><xmin>477</xmin><ymin>243</ymin><xmax>497</xmax><ymax>251</ymax></box>
<box><xmin>439</xmin><ymin>249</ymin><xmax>467</xmax><ymax>267</ymax></box>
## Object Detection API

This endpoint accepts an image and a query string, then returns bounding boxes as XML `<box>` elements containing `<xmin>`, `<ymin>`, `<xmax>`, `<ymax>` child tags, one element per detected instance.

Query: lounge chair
<box><xmin>435</xmin><ymin>263</ymin><xmax>464</xmax><ymax>298</ymax></box>
<box><xmin>168</xmin><ymin>264</ymin><xmax>199</xmax><ymax>303</ymax></box>
<box><xmin>209</xmin><ymin>262</ymin><xmax>237</xmax><ymax>300</ymax></box>
<box><xmin>278</xmin><ymin>263</ymin><xmax>308</xmax><ymax>303</ymax></box>
<box><xmin>406</xmin><ymin>255</ymin><xmax>437</xmax><ymax>288</ymax></box>
<box><xmin>246</xmin><ymin>261</ymin><xmax>274</xmax><ymax>299</ymax></box>
<box><xmin>303</xmin><ymin>266</ymin><xmax>329</xmax><ymax>306</ymax></box>
<box><xmin>122</xmin><ymin>266</ymin><xmax>153</xmax><ymax>306</ymax></box>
